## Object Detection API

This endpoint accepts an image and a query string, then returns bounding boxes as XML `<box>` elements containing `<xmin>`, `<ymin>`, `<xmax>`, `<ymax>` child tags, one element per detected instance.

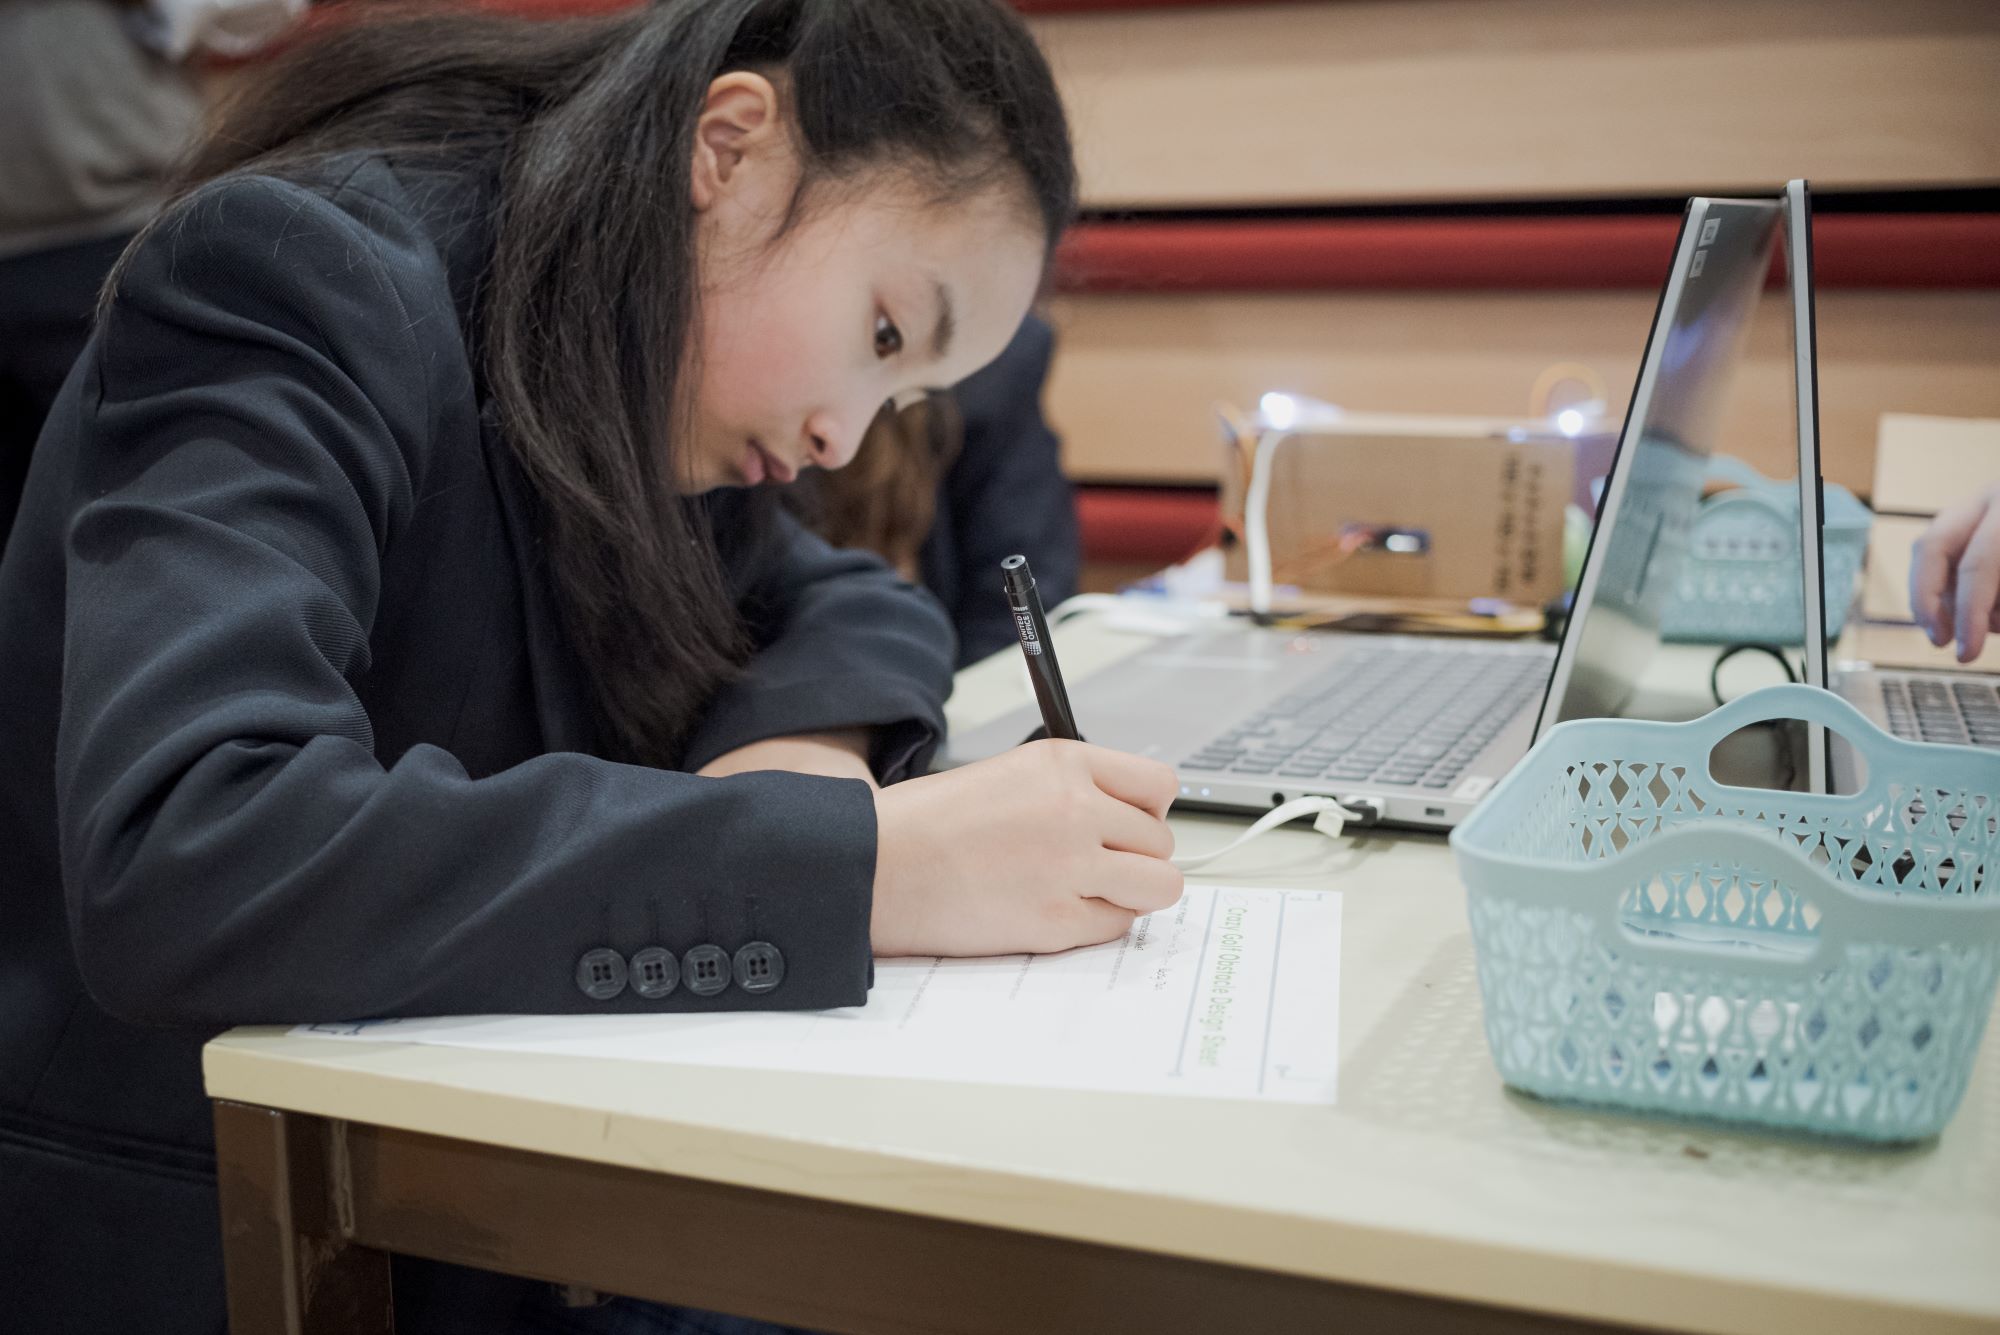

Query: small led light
<box><xmin>1556</xmin><ymin>407</ymin><xmax>1586</xmax><ymax>437</ymax></box>
<box><xmin>1258</xmin><ymin>392</ymin><xmax>1299</xmax><ymax>431</ymax></box>
<box><xmin>1256</xmin><ymin>391</ymin><xmax>1345</xmax><ymax>431</ymax></box>
<box><xmin>1200</xmin><ymin>786</ymin><xmax>1212</xmax><ymax>797</ymax></box>
<box><xmin>1384</xmin><ymin>533</ymin><xmax>1422</xmax><ymax>554</ymax></box>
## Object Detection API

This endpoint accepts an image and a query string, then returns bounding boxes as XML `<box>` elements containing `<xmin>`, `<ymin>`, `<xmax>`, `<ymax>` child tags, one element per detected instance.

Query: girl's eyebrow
<box><xmin>929</xmin><ymin>278</ymin><xmax>956</xmax><ymax>360</ymax></box>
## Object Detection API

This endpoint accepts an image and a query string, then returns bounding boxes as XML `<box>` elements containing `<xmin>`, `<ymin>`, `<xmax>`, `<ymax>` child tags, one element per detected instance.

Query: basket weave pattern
<box><xmin>1457</xmin><ymin>690</ymin><xmax>2000</xmax><ymax>1140</ymax></box>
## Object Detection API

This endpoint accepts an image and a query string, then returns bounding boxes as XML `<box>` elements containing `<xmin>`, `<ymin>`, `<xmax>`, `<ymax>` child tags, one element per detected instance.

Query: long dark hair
<box><xmin>157</xmin><ymin>0</ymin><xmax>1076</xmax><ymax>765</ymax></box>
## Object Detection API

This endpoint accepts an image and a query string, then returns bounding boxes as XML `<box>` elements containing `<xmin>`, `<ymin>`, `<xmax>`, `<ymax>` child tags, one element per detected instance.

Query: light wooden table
<box><xmin>205</xmin><ymin>618</ymin><xmax>2000</xmax><ymax>1335</ymax></box>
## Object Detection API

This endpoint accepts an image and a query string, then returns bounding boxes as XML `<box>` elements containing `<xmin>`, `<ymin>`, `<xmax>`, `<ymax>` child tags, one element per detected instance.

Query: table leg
<box><xmin>213</xmin><ymin>1100</ymin><xmax>394</xmax><ymax>1334</ymax></box>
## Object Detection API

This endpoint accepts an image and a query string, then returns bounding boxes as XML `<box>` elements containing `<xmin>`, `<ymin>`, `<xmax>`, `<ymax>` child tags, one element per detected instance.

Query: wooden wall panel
<box><xmin>1043</xmin><ymin>288</ymin><xmax>2000</xmax><ymax>498</ymax></box>
<box><xmin>1028</xmin><ymin>0</ymin><xmax>2000</xmax><ymax>207</ymax></box>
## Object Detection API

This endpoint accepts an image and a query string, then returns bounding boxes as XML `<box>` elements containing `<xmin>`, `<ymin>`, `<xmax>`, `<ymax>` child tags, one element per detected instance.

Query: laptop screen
<box><xmin>1536</xmin><ymin>196</ymin><xmax>1790</xmax><ymax>740</ymax></box>
<box><xmin>1786</xmin><ymin>178</ymin><xmax>1832</xmax><ymax>792</ymax></box>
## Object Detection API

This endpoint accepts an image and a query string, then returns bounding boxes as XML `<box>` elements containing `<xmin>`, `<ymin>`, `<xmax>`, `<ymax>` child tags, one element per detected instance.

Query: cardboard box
<box><xmin>1218</xmin><ymin>414</ymin><xmax>1578</xmax><ymax>604</ymax></box>
<box><xmin>1872</xmin><ymin>413</ymin><xmax>2000</xmax><ymax>515</ymax></box>
<box><xmin>1861</xmin><ymin>514</ymin><xmax>1928</xmax><ymax>623</ymax></box>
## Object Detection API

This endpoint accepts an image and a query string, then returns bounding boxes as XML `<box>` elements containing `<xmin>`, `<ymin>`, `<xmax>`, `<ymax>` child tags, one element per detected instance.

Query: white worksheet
<box><xmin>296</xmin><ymin>885</ymin><xmax>1342</xmax><ymax>1103</ymax></box>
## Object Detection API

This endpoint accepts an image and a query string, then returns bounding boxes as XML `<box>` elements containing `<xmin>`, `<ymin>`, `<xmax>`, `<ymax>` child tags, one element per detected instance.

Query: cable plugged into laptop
<box><xmin>1170</xmin><ymin>795</ymin><xmax>1365</xmax><ymax>872</ymax></box>
<box><xmin>1336</xmin><ymin>796</ymin><xmax>1386</xmax><ymax>827</ymax></box>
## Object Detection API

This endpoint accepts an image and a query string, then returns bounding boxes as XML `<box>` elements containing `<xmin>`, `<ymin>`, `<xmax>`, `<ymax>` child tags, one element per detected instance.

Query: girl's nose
<box><xmin>803</xmin><ymin>412</ymin><xmax>861</xmax><ymax>471</ymax></box>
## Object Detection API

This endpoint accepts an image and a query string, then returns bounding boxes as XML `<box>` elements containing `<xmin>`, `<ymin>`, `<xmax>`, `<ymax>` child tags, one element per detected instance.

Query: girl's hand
<box><xmin>1910</xmin><ymin>483</ymin><xmax>2000</xmax><ymax>663</ymax></box>
<box><xmin>869</xmin><ymin>740</ymin><xmax>1182</xmax><ymax>957</ymax></box>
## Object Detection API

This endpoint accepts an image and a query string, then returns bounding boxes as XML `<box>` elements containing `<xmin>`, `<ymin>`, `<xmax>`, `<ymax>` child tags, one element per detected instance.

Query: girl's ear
<box><xmin>690</xmin><ymin>72</ymin><xmax>784</xmax><ymax>212</ymax></box>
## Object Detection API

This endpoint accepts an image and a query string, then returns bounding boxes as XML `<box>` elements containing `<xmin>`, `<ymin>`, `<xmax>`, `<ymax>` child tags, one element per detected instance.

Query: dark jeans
<box><xmin>0</xmin><ymin>229</ymin><xmax>132</xmax><ymax>557</ymax></box>
<box><xmin>395</xmin><ymin>1257</ymin><xmax>822</xmax><ymax>1335</ymax></box>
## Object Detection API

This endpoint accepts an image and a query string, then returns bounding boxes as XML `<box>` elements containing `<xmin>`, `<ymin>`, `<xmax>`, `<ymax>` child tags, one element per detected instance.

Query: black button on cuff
<box><xmin>683</xmin><ymin>944</ymin><xmax>731</xmax><ymax>997</ymax></box>
<box><xmin>575</xmin><ymin>948</ymin><xmax>627</xmax><ymax>1001</ymax></box>
<box><xmin>733</xmin><ymin>941</ymin><xmax>785</xmax><ymax>995</ymax></box>
<box><xmin>630</xmin><ymin>946</ymin><xmax>679</xmax><ymax>999</ymax></box>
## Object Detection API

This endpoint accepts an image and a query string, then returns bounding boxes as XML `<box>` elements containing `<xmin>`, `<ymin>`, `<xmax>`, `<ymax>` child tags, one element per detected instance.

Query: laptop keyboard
<box><xmin>1879</xmin><ymin>677</ymin><xmax>2000</xmax><ymax>749</ymax></box>
<box><xmin>1180</xmin><ymin>646</ymin><xmax>1548</xmax><ymax>790</ymax></box>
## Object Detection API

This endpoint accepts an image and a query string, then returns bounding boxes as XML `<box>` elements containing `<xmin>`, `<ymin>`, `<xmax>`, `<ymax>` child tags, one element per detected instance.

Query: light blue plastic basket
<box><xmin>1450</xmin><ymin>684</ymin><xmax>2000</xmax><ymax>1142</ymax></box>
<box><xmin>1661</xmin><ymin>456</ymin><xmax>1871</xmax><ymax>644</ymax></box>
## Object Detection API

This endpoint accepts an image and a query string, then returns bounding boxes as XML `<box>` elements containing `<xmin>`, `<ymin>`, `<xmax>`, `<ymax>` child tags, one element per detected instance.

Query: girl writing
<box><xmin>0</xmin><ymin>2</ymin><xmax>1180</xmax><ymax>1330</ymax></box>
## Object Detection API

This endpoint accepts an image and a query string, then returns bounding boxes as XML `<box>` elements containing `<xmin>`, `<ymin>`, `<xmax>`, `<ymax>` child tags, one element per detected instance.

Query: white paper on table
<box><xmin>296</xmin><ymin>884</ymin><xmax>1341</xmax><ymax>1104</ymax></box>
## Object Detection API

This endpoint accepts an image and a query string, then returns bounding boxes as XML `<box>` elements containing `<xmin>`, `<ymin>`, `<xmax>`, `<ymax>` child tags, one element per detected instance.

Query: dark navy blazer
<box><xmin>0</xmin><ymin>154</ymin><xmax>954</xmax><ymax>1333</ymax></box>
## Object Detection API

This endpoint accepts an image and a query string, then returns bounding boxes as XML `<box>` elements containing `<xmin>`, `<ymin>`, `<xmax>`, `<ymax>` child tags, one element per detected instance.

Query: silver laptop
<box><xmin>1777</xmin><ymin>180</ymin><xmax>2000</xmax><ymax>779</ymax></box>
<box><xmin>946</xmin><ymin>192</ymin><xmax>1790</xmax><ymax>829</ymax></box>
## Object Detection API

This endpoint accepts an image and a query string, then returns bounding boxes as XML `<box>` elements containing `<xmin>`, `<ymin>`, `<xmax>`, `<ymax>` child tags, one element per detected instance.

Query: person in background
<box><xmin>0</xmin><ymin>0</ymin><xmax>303</xmax><ymax>555</ymax></box>
<box><xmin>797</xmin><ymin>312</ymin><xmax>1081</xmax><ymax>667</ymax></box>
<box><xmin>1911</xmin><ymin>480</ymin><xmax>2000</xmax><ymax>664</ymax></box>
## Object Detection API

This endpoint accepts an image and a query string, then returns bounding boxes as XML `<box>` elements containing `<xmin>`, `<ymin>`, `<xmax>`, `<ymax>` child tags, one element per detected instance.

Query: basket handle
<box><xmin>1565</xmin><ymin>820</ymin><xmax>1992</xmax><ymax>976</ymax></box>
<box><xmin>1580</xmin><ymin>824</ymin><xmax>1845</xmax><ymax>972</ymax></box>
<box><xmin>1702</xmin><ymin>454</ymin><xmax>1782</xmax><ymax>493</ymax></box>
<box><xmin>1702</xmin><ymin>454</ymin><xmax>1872</xmax><ymax>529</ymax></box>
<box><xmin>1675</xmin><ymin>683</ymin><xmax>1884</xmax><ymax>766</ymax></box>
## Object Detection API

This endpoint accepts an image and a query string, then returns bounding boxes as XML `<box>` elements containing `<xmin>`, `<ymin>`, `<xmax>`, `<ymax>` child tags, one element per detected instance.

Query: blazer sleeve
<box><xmin>679</xmin><ymin>504</ymin><xmax>954</xmax><ymax>783</ymax></box>
<box><xmin>935</xmin><ymin>315</ymin><xmax>1081</xmax><ymax>666</ymax></box>
<box><xmin>56</xmin><ymin>175</ymin><xmax>877</xmax><ymax>1028</ymax></box>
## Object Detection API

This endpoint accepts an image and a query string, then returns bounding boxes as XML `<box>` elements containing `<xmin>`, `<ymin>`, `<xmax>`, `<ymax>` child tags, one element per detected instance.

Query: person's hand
<box><xmin>1910</xmin><ymin>483</ymin><xmax>2000</xmax><ymax>663</ymax></box>
<box><xmin>697</xmin><ymin>729</ymin><xmax>877</xmax><ymax>787</ymax></box>
<box><xmin>870</xmin><ymin>741</ymin><xmax>1181</xmax><ymax>957</ymax></box>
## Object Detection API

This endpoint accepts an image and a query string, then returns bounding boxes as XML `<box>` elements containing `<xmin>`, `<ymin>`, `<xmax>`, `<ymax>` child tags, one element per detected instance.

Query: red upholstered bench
<box><xmin>1055</xmin><ymin>213</ymin><xmax>2000</xmax><ymax>293</ymax></box>
<box><xmin>1074</xmin><ymin>487</ymin><xmax>1217</xmax><ymax>570</ymax></box>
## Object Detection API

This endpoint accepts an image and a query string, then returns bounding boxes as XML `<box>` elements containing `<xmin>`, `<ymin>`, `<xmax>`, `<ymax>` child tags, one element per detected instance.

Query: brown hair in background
<box><xmin>796</xmin><ymin>393</ymin><xmax>965</xmax><ymax>578</ymax></box>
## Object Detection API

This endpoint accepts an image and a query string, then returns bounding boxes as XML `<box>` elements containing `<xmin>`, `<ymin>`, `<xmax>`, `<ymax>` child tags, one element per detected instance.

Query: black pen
<box><xmin>1001</xmin><ymin>554</ymin><xmax>1081</xmax><ymax>742</ymax></box>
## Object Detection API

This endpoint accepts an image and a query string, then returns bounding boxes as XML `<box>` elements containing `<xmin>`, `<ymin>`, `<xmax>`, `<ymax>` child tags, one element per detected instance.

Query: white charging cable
<box><xmin>1049</xmin><ymin>592</ymin><xmax>1228</xmax><ymax>638</ymax></box>
<box><xmin>1169</xmin><ymin>795</ymin><xmax>1361</xmax><ymax>871</ymax></box>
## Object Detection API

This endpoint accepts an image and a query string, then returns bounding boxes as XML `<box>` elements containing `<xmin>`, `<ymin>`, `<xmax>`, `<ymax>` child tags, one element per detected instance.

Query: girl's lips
<box><xmin>749</xmin><ymin>439</ymin><xmax>798</xmax><ymax>484</ymax></box>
